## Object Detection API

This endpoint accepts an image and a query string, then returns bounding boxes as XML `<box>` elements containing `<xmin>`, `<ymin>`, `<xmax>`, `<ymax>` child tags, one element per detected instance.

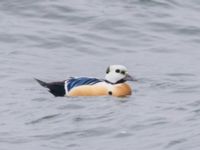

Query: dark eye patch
<box><xmin>115</xmin><ymin>69</ymin><xmax>120</xmax><ymax>73</ymax></box>
<box><xmin>121</xmin><ymin>71</ymin><xmax>125</xmax><ymax>75</ymax></box>
<box><xmin>106</xmin><ymin>67</ymin><xmax>110</xmax><ymax>74</ymax></box>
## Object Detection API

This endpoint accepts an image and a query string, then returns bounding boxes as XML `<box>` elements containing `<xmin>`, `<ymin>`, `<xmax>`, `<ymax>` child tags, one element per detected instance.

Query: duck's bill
<box><xmin>125</xmin><ymin>74</ymin><xmax>137</xmax><ymax>81</ymax></box>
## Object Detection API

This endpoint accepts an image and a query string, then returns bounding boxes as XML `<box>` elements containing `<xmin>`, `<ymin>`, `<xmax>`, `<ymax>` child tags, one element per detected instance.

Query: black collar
<box><xmin>104</xmin><ymin>79</ymin><xmax>126</xmax><ymax>84</ymax></box>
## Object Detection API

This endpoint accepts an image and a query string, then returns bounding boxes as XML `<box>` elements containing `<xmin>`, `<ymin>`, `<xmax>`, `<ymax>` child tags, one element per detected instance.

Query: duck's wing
<box><xmin>35</xmin><ymin>78</ymin><xmax>65</xmax><ymax>97</ymax></box>
<box><xmin>66</xmin><ymin>77</ymin><xmax>102</xmax><ymax>92</ymax></box>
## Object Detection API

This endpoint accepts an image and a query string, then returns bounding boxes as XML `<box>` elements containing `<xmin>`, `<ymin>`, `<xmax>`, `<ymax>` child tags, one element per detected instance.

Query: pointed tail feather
<box><xmin>35</xmin><ymin>78</ymin><xmax>66</xmax><ymax>97</ymax></box>
<box><xmin>35</xmin><ymin>78</ymin><xmax>48</xmax><ymax>87</ymax></box>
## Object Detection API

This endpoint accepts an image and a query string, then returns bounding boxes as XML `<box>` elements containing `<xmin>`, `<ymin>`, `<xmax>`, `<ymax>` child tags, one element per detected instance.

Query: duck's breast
<box><xmin>112</xmin><ymin>83</ymin><xmax>132</xmax><ymax>97</ymax></box>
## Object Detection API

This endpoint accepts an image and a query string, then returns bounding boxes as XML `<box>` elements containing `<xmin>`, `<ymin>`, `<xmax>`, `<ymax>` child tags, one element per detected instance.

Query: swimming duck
<box><xmin>35</xmin><ymin>65</ymin><xmax>134</xmax><ymax>97</ymax></box>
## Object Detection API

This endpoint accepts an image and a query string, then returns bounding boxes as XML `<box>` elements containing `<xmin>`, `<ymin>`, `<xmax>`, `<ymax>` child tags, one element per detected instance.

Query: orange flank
<box><xmin>68</xmin><ymin>83</ymin><xmax>132</xmax><ymax>97</ymax></box>
<box><xmin>68</xmin><ymin>84</ymin><xmax>108</xmax><ymax>96</ymax></box>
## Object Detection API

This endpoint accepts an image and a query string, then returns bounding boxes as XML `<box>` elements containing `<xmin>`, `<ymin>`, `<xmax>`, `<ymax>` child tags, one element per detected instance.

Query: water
<box><xmin>1</xmin><ymin>0</ymin><xmax>200</xmax><ymax>149</ymax></box>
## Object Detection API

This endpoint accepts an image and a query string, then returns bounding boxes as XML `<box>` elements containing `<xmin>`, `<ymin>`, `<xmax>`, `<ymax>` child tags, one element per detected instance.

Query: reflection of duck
<box><xmin>35</xmin><ymin>65</ymin><xmax>134</xmax><ymax>97</ymax></box>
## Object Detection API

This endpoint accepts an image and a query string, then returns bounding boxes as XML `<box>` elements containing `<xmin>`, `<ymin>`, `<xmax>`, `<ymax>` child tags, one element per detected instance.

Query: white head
<box><xmin>105</xmin><ymin>65</ymin><xmax>134</xmax><ymax>84</ymax></box>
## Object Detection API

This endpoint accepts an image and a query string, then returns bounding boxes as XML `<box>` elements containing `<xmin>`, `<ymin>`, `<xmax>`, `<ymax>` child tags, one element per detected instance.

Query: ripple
<box><xmin>167</xmin><ymin>73</ymin><xmax>196</xmax><ymax>77</ymax></box>
<box><xmin>138</xmin><ymin>0</ymin><xmax>175</xmax><ymax>8</ymax></box>
<box><xmin>114</xmin><ymin>130</ymin><xmax>133</xmax><ymax>138</ymax></box>
<box><xmin>31</xmin><ymin>131</ymin><xmax>78</xmax><ymax>140</ymax></box>
<box><xmin>31</xmin><ymin>97</ymin><xmax>49</xmax><ymax>102</ymax></box>
<box><xmin>165</xmin><ymin>138</ymin><xmax>187</xmax><ymax>148</ymax></box>
<box><xmin>58</xmin><ymin>104</ymin><xmax>85</xmax><ymax>110</ymax></box>
<box><xmin>26</xmin><ymin>114</ymin><xmax>60</xmax><ymax>125</ymax></box>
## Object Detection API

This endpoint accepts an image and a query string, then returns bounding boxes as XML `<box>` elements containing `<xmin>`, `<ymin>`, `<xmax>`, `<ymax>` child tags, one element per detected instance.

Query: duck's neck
<box><xmin>104</xmin><ymin>79</ymin><xmax>126</xmax><ymax>84</ymax></box>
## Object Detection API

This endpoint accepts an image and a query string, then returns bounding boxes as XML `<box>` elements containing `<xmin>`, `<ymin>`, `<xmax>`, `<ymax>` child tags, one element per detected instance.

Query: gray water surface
<box><xmin>1</xmin><ymin>0</ymin><xmax>200</xmax><ymax>150</ymax></box>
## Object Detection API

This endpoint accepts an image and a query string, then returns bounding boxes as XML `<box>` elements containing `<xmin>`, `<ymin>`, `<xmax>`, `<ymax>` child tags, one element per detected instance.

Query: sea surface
<box><xmin>1</xmin><ymin>0</ymin><xmax>200</xmax><ymax>150</ymax></box>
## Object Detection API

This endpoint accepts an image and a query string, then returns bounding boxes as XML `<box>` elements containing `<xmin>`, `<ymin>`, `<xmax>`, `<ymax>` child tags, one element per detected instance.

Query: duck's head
<box><xmin>105</xmin><ymin>65</ymin><xmax>134</xmax><ymax>84</ymax></box>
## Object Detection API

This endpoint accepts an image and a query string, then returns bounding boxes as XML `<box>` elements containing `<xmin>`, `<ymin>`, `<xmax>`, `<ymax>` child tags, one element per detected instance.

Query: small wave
<box><xmin>26</xmin><ymin>114</ymin><xmax>60</xmax><ymax>125</ymax></box>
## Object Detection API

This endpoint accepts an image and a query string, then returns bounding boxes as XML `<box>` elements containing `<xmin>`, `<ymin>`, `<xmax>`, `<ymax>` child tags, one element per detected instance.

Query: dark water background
<box><xmin>1</xmin><ymin>0</ymin><xmax>200</xmax><ymax>149</ymax></box>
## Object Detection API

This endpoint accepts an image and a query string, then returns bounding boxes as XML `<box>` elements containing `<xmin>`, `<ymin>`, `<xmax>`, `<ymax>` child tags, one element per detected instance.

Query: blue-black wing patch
<box><xmin>66</xmin><ymin>77</ymin><xmax>102</xmax><ymax>92</ymax></box>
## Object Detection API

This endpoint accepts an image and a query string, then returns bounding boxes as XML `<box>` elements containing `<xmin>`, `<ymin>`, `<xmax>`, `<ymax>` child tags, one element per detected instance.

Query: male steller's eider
<box><xmin>35</xmin><ymin>65</ymin><xmax>134</xmax><ymax>97</ymax></box>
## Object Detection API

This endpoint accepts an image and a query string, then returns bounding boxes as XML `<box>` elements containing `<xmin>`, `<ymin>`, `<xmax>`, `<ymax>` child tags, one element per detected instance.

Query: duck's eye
<box><xmin>121</xmin><ymin>70</ymin><xmax>126</xmax><ymax>75</ymax></box>
<box><xmin>115</xmin><ymin>69</ymin><xmax>120</xmax><ymax>73</ymax></box>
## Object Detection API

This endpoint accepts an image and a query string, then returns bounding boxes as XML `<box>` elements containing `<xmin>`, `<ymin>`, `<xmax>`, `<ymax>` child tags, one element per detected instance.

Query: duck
<box><xmin>35</xmin><ymin>65</ymin><xmax>134</xmax><ymax>97</ymax></box>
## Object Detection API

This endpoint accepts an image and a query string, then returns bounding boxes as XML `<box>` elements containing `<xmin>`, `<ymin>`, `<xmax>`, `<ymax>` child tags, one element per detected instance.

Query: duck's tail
<box><xmin>35</xmin><ymin>78</ymin><xmax>66</xmax><ymax>97</ymax></box>
<box><xmin>35</xmin><ymin>78</ymin><xmax>48</xmax><ymax>87</ymax></box>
